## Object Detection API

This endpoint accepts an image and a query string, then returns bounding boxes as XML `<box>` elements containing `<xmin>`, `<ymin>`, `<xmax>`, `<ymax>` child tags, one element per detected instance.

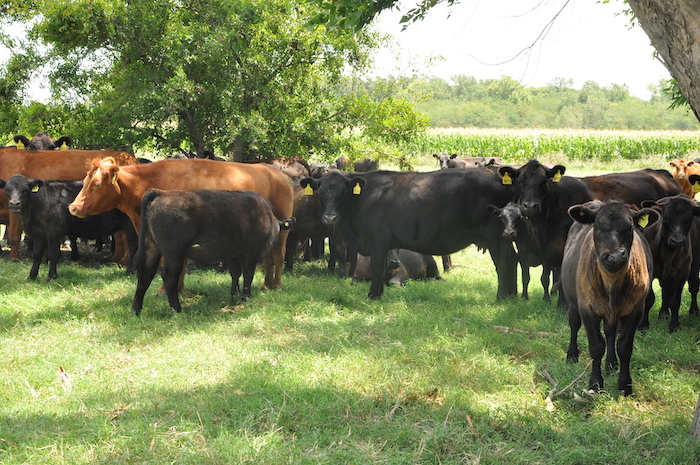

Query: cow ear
<box><xmin>450</xmin><ymin>154</ymin><xmax>458</xmax><ymax>159</ymax></box>
<box><xmin>55</xmin><ymin>136</ymin><xmax>71</xmax><ymax>150</ymax></box>
<box><xmin>548</xmin><ymin>165</ymin><xmax>566</xmax><ymax>183</ymax></box>
<box><xmin>670</xmin><ymin>161</ymin><xmax>678</xmax><ymax>168</ymax></box>
<box><xmin>641</xmin><ymin>199</ymin><xmax>658</xmax><ymax>209</ymax></box>
<box><xmin>498</xmin><ymin>166</ymin><xmax>518</xmax><ymax>185</ymax></box>
<box><xmin>432</xmin><ymin>154</ymin><xmax>439</xmax><ymax>159</ymax></box>
<box><xmin>568</xmin><ymin>205</ymin><xmax>596</xmax><ymax>224</ymax></box>
<box><xmin>29</xmin><ymin>180</ymin><xmax>43</xmax><ymax>193</ymax></box>
<box><xmin>635</xmin><ymin>208</ymin><xmax>659</xmax><ymax>229</ymax></box>
<box><xmin>350</xmin><ymin>177</ymin><xmax>366</xmax><ymax>195</ymax></box>
<box><xmin>486</xmin><ymin>205</ymin><xmax>501</xmax><ymax>217</ymax></box>
<box><xmin>299</xmin><ymin>177</ymin><xmax>318</xmax><ymax>195</ymax></box>
<box><xmin>13</xmin><ymin>135</ymin><xmax>29</xmax><ymax>149</ymax></box>
<box><xmin>0</xmin><ymin>179</ymin><xmax>5</xmax><ymax>189</ymax></box>
<box><xmin>689</xmin><ymin>174</ymin><xmax>700</xmax><ymax>194</ymax></box>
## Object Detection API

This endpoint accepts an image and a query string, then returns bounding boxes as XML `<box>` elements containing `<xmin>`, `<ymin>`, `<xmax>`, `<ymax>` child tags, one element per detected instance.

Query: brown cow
<box><xmin>669</xmin><ymin>159</ymin><xmax>700</xmax><ymax>197</ymax></box>
<box><xmin>562</xmin><ymin>200</ymin><xmax>658</xmax><ymax>396</ymax></box>
<box><xmin>0</xmin><ymin>148</ymin><xmax>138</xmax><ymax>259</ymax></box>
<box><xmin>68</xmin><ymin>157</ymin><xmax>295</xmax><ymax>289</ymax></box>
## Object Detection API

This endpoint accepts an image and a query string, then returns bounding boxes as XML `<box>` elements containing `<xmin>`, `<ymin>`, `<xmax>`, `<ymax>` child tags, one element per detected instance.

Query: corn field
<box><xmin>405</xmin><ymin>128</ymin><xmax>700</xmax><ymax>161</ymax></box>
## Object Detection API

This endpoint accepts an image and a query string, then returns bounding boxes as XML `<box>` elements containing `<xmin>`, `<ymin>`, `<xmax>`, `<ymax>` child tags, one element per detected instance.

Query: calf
<box><xmin>0</xmin><ymin>175</ymin><xmax>137</xmax><ymax>280</ymax></box>
<box><xmin>640</xmin><ymin>195</ymin><xmax>700</xmax><ymax>332</ymax></box>
<box><xmin>562</xmin><ymin>201</ymin><xmax>658</xmax><ymax>396</ymax></box>
<box><xmin>487</xmin><ymin>202</ymin><xmax>550</xmax><ymax>300</ymax></box>
<box><xmin>352</xmin><ymin>249</ymin><xmax>442</xmax><ymax>285</ymax></box>
<box><xmin>132</xmin><ymin>189</ymin><xmax>295</xmax><ymax>315</ymax></box>
<box><xmin>286</xmin><ymin>182</ymin><xmax>350</xmax><ymax>277</ymax></box>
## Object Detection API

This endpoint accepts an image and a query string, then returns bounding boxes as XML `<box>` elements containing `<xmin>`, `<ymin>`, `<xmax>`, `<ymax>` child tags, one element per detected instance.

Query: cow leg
<box><xmin>45</xmin><ymin>235</ymin><xmax>63</xmax><ymax>281</ymax></box>
<box><xmin>689</xmin><ymin>268</ymin><xmax>700</xmax><ymax>316</ymax></box>
<box><xmin>520</xmin><ymin>261</ymin><xmax>530</xmax><ymax>300</ymax></box>
<box><xmin>368</xmin><ymin>249</ymin><xmax>389</xmax><ymax>299</ymax></box>
<box><xmin>284</xmin><ymin>233</ymin><xmax>299</xmax><ymax>272</ymax></box>
<box><xmin>131</xmin><ymin>248</ymin><xmax>162</xmax><ymax>316</ymax></box>
<box><xmin>162</xmin><ymin>256</ymin><xmax>185</xmax><ymax>312</ymax></box>
<box><xmin>581</xmin><ymin>311</ymin><xmax>605</xmax><ymax>392</ymax></box>
<box><xmin>8</xmin><ymin>213</ymin><xmax>22</xmax><ymax>261</ymax></box>
<box><xmin>240</xmin><ymin>257</ymin><xmax>258</xmax><ymax>301</ymax></box>
<box><xmin>442</xmin><ymin>255</ymin><xmax>452</xmax><ymax>272</ymax></box>
<box><xmin>639</xmin><ymin>288</ymin><xmax>656</xmax><ymax>330</ymax></box>
<box><xmin>664</xmin><ymin>280</ymin><xmax>684</xmax><ymax>333</ymax></box>
<box><xmin>68</xmin><ymin>236</ymin><xmax>80</xmax><ymax>261</ymax></box>
<box><xmin>616</xmin><ymin>310</ymin><xmax>642</xmax><ymax>396</ymax></box>
<box><xmin>329</xmin><ymin>234</ymin><xmax>347</xmax><ymax>278</ymax></box>
<box><xmin>566</xmin><ymin>306</ymin><xmax>581</xmax><ymax>363</ymax></box>
<box><xmin>540</xmin><ymin>265</ymin><xmax>551</xmax><ymax>302</ymax></box>
<box><xmin>228</xmin><ymin>260</ymin><xmax>242</xmax><ymax>300</ymax></box>
<box><xmin>603</xmin><ymin>319</ymin><xmax>618</xmax><ymax>372</ymax></box>
<box><xmin>265</xmin><ymin>229</ymin><xmax>288</xmax><ymax>290</ymax></box>
<box><xmin>29</xmin><ymin>239</ymin><xmax>47</xmax><ymax>280</ymax></box>
<box><xmin>489</xmin><ymin>241</ymin><xmax>517</xmax><ymax>300</ymax></box>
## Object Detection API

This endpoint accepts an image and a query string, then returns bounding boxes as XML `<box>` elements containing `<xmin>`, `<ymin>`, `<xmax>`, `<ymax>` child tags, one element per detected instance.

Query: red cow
<box><xmin>669</xmin><ymin>159</ymin><xmax>700</xmax><ymax>197</ymax></box>
<box><xmin>0</xmin><ymin>148</ymin><xmax>138</xmax><ymax>259</ymax></box>
<box><xmin>68</xmin><ymin>157</ymin><xmax>295</xmax><ymax>289</ymax></box>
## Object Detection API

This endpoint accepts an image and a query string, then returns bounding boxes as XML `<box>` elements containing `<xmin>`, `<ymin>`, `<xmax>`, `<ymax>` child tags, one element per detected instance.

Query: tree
<box><xmin>1</xmin><ymin>0</ymin><xmax>430</xmax><ymax>160</ymax></box>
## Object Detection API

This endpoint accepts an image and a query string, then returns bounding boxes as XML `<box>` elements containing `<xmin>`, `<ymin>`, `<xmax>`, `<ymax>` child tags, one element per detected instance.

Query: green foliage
<box><xmin>381</xmin><ymin>75</ymin><xmax>700</xmax><ymax>131</ymax></box>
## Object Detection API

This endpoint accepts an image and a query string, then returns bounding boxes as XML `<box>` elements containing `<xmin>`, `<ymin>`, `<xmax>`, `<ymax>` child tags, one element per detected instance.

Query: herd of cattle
<box><xmin>3</xmin><ymin>131</ymin><xmax>700</xmax><ymax>396</ymax></box>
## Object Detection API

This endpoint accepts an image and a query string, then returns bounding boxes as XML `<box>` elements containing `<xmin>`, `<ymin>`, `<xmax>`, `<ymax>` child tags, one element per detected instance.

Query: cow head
<box><xmin>569</xmin><ymin>201</ymin><xmax>658</xmax><ymax>273</ymax></box>
<box><xmin>68</xmin><ymin>157</ymin><xmax>122</xmax><ymax>218</ymax></box>
<box><xmin>0</xmin><ymin>174</ymin><xmax>43</xmax><ymax>214</ymax></box>
<box><xmin>299</xmin><ymin>171</ymin><xmax>365</xmax><ymax>226</ymax></box>
<box><xmin>642</xmin><ymin>195</ymin><xmax>700</xmax><ymax>249</ymax></box>
<box><xmin>13</xmin><ymin>132</ymin><xmax>72</xmax><ymax>150</ymax></box>
<box><xmin>487</xmin><ymin>202</ymin><xmax>525</xmax><ymax>240</ymax></box>
<box><xmin>499</xmin><ymin>160</ymin><xmax>566</xmax><ymax>217</ymax></box>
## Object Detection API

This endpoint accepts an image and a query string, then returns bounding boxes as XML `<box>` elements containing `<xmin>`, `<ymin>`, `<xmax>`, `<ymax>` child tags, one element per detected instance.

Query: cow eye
<box><xmin>93</xmin><ymin>182</ymin><xmax>101</xmax><ymax>188</ymax></box>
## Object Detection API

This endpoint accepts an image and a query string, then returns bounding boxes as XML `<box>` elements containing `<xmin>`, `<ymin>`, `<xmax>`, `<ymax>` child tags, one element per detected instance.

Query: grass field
<box><xmin>1</xmin><ymin>153</ymin><xmax>699</xmax><ymax>464</ymax></box>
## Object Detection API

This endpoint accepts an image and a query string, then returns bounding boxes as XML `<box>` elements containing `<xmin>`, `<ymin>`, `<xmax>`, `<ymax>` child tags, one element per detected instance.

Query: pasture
<box><xmin>1</xmin><ymin>150</ymin><xmax>700</xmax><ymax>464</ymax></box>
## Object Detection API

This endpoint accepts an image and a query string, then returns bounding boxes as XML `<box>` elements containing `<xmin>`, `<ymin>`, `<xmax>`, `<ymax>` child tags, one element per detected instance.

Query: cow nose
<box><xmin>8</xmin><ymin>200</ymin><xmax>20</xmax><ymax>212</ymax></box>
<box><xmin>387</xmin><ymin>259</ymin><xmax>400</xmax><ymax>270</ymax></box>
<box><xmin>668</xmin><ymin>235</ymin><xmax>687</xmax><ymax>248</ymax></box>
<box><xmin>601</xmin><ymin>248</ymin><xmax>628</xmax><ymax>271</ymax></box>
<box><xmin>503</xmin><ymin>228</ymin><xmax>517</xmax><ymax>239</ymax></box>
<box><xmin>521</xmin><ymin>202</ymin><xmax>539</xmax><ymax>215</ymax></box>
<box><xmin>322</xmin><ymin>213</ymin><xmax>338</xmax><ymax>225</ymax></box>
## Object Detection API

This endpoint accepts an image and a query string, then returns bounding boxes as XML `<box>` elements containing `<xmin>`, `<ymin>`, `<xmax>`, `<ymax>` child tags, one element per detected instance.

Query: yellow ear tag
<box><xmin>352</xmin><ymin>182</ymin><xmax>361</xmax><ymax>195</ymax></box>
<box><xmin>693</xmin><ymin>181</ymin><xmax>700</xmax><ymax>194</ymax></box>
<box><xmin>31</xmin><ymin>185</ymin><xmax>40</xmax><ymax>193</ymax></box>
<box><xmin>111</xmin><ymin>172</ymin><xmax>118</xmax><ymax>184</ymax></box>
<box><xmin>638</xmin><ymin>214</ymin><xmax>649</xmax><ymax>228</ymax></box>
<box><xmin>16</xmin><ymin>140</ymin><xmax>25</xmax><ymax>150</ymax></box>
<box><xmin>552</xmin><ymin>170</ymin><xmax>562</xmax><ymax>183</ymax></box>
<box><xmin>304</xmin><ymin>184</ymin><xmax>313</xmax><ymax>195</ymax></box>
<box><xmin>502</xmin><ymin>172</ymin><xmax>512</xmax><ymax>185</ymax></box>
<box><xmin>60</xmin><ymin>141</ymin><xmax>68</xmax><ymax>150</ymax></box>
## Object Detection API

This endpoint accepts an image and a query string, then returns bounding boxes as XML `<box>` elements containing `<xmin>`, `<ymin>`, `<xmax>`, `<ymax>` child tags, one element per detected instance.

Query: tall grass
<box><xmin>0</xmin><ymin>154</ymin><xmax>699</xmax><ymax>464</ymax></box>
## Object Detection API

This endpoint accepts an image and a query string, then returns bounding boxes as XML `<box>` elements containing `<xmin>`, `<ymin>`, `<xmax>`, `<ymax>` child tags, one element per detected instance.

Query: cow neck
<box><xmin>111</xmin><ymin>167</ymin><xmax>147</xmax><ymax>231</ymax></box>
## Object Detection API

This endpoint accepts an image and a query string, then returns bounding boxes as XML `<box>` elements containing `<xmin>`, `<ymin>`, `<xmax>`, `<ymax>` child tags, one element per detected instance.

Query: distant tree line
<box><xmin>350</xmin><ymin>75</ymin><xmax>700</xmax><ymax>131</ymax></box>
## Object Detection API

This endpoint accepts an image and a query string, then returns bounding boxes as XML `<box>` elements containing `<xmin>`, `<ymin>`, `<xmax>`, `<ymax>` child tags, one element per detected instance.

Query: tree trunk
<box><xmin>691</xmin><ymin>392</ymin><xmax>700</xmax><ymax>439</ymax></box>
<box><xmin>626</xmin><ymin>0</ymin><xmax>700</xmax><ymax>121</ymax></box>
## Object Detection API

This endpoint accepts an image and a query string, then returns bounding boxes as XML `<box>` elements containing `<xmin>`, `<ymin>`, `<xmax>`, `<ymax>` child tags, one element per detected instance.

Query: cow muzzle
<box><xmin>599</xmin><ymin>248</ymin><xmax>628</xmax><ymax>272</ymax></box>
<box><xmin>322</xmin><ymin>213</ymin><xmax>339</xmax><ymax>225</ymax></box>
<box><xmin>68</xmin><ymin>204</ymin><xmax>87</xmax><ymax>218</ymax></box>
<box><xmin>8</xmin><ymin>201</ymin><xmax>21</xmax><ymax>214</ymax></box>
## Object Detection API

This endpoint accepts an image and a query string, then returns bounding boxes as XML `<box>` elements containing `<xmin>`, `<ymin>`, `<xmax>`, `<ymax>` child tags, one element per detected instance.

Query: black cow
<box><xmin>132</xmin><ymin>189</ymin><xmax>295</xmax><ymax>315</ymax></box>
<box><xmin>13</xmin><ymin>131</ymin><xmax>72</xmax><ymax>150</ymax></box>
<box><xmin>562</xmin><ymin>200</ymin><xmax>658</xmax><ymax>396</ymax></box>
<box><xmin>487</xmin><ymin>202</ymin><xmax>550</xmax><ymax>300</ymax></box>
<box><xmin>640</xmin><ymin>195</ymin><xmax>700</xmax><ymax>332</ymax></box>
<box><xmin>498</xmin><ymin>160</ymin><xmax>593</xmax><ymax>301</ymax></box>
<box><xmin>352</xmin><ymin>249</ymin><xmax>442</xmax><ymax>285</ymax></box>
<box><xmin>353</xmin><ymin>158</ymin><xmax>379</xmax><ymax>172</ymax></box>
<box><xmin>433</xmin><ymin>154</ymin><xmax>504</xmax><ymax>170</ymax></box>
<box><xmin>299</xmin><ymin>169</ymin><xmax>517</xmax><ymax>299</ymax></box>
<box><xmin>286</xmin><ymin>182</ymin><xmax>350</xmax><ymax>277</ymax></box>
<box><xmin>0</xmin><ymin>174</ymin><xmax>137</xmax><ymax>280</ymax></box>
<box><xmin>580</xmin><ymin>168</ymin><xmax>682</xmax><ymax>206</ymax></box>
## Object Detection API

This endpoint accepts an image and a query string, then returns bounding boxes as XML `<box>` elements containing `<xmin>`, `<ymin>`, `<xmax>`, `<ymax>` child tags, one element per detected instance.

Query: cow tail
<box><xmin>134</xmin><ymin>189</ymin><xmax>160</xmax><ymax>272</ymax></box>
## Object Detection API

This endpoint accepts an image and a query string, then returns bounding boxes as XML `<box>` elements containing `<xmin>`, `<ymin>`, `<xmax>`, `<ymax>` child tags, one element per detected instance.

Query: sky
<box><xmin>369</xmin><ymin>0</ymin><xmax>671</xmax><ymax>99</ymax></box>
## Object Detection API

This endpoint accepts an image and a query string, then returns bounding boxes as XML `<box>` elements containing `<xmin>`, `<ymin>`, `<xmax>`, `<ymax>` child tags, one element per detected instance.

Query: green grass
<box><xmin>1</xmin><ymin>155</ymin><xmax>700</xmax><ymax>464</ymax></box>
